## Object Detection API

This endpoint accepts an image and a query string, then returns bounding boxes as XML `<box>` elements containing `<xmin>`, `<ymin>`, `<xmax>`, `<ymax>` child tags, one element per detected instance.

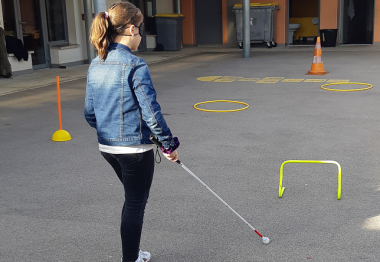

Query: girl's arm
<box><xmin>131</xmin><ymin>58</ymin><xmax>176</xmax><ymax>150</ymax></box>
<box><xmin>84</xmin><ymin>78</ymin><xmax>97</xmax><ymax>128</ymax></box>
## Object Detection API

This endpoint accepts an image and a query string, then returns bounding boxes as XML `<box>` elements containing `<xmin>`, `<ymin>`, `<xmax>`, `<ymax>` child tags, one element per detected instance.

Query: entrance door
<box><xmin>2</xmin><ymin>0</ymin><xmax>49</xmax><ymax>69</ymax></box>
<box><xmin>288</xmin><ymin>0</ymin><xmax>319</xmax><ymax>46</ymax></box>
<box><xmin>194</xmin><ymin>0</ymin><xmax>223</xmax><ymax>45</ymax></box>
<box><xmin>339</xmin><ymin>0</ymin><xmax>374</xmax><ymax>44</ymax></box>
<box><xmin>18</xmin><ymin>0</ymin><xmax>49</xmax><ymax>68</ymax></box>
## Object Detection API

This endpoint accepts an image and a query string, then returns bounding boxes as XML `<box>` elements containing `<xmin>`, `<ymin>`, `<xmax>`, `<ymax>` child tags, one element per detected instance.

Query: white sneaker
<box><xmin>136</xmin><ymin>250</ymin><xmax>151</xmax><ymax>262</ymax></box>
<box><xmin>121</xmin><ymin>250</ymin><xmax>151</xmax><ymax>262</ymax></box>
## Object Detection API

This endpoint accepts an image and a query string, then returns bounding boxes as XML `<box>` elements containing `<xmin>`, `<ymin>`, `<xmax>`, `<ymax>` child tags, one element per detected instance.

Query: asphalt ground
<box><xmin>1</xmin><ymin>50</ymin><xmax>380</xmax><ymax>261</ymax></box>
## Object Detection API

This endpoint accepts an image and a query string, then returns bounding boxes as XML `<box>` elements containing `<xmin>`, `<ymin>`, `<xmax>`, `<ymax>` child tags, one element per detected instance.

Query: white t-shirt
<box><xmin>99</xmin><ymin>144</ymin><xmax>154</xmax><ymax>154</ymax></box>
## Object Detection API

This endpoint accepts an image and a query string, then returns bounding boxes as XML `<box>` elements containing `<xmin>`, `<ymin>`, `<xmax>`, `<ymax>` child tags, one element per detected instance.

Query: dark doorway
<box><xmin>127</xmin><ymin>0</ymin><xmax>147</xmax><ymax>51</ymax></box>
<box><xmin>340</xmin><ymin>0</ymin><xmax>374</xmax><ymax>44</ymax></box>
<box><xmin>194</xmin><ymin>0</ymin><xmax>223</xmax><ymax>45</ymax></box>
<box><xmin>143</xmin><ymin>0</ymin><xmax>156</xmax><ymax>35</ymax></box>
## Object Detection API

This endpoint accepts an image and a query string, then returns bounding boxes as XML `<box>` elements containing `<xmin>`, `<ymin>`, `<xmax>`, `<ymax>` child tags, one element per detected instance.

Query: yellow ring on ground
<box><xmin>194</xmin><ymin>100</ymin><xmax>249</xmax><ymax>112</ymax></box>
<box><xmin>321</xmin><ymin>82</ymin><xmax>373</xmax><ymax>92</ymax></box>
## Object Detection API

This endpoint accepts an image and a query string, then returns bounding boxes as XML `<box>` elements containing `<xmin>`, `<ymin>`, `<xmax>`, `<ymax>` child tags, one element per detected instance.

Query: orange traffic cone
<box><xmin>307</xmin><ymin>37</ymin><xmax>327</xmax><ymax>75</ymax></box>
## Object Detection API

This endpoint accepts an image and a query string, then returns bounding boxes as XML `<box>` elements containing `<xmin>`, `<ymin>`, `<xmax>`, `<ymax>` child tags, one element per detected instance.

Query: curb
<box><xmin>0</xmin><ymin>51</ymin><xmax>204</xmax><ymax>97</ymax></box>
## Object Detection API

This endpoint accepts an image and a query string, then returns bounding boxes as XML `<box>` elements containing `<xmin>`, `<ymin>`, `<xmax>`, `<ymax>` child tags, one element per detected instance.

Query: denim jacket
<box><xmin>84</xmin><ymin>43</ymin><xmax>175</xmax><ymax>149</ymax></box>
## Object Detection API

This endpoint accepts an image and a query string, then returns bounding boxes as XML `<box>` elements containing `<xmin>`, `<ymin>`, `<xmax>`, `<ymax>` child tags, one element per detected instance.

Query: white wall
<box><xmin>50</xmin><ymin>0</ymin><xmax>88</xmax><ymax>65</ymax></box>
<box><xmin>8</xmin><ymin>54</ymin><xmax>33</xmax><ymax>72</ymax></box>
<box><xmin>104</xmin><ymin>0</ymin><xmax>175</xmax><ymax>15</ymax></box>
<box><xmin>73</xmin><ymin>0</ymin><xmax>88</xmax><ymax>60</ymax></box>
<box><xmin>0</xmin><ymin>0</ymin><xmax>4</xmax><ymax>28</ymax></box>
<box><xmin>107</xmin><ymin>0</ymin><xmax>118</xmax><ymax>8</ymax></box>
<box><xmin>156</xmin><ymin>0</ymin><xmax>174</xmax><ymax>14</ymax></box>
<box><xmin>66</xmin><ymin>0</ymin><xmax>77</xmax><ymax>44</ymax></box>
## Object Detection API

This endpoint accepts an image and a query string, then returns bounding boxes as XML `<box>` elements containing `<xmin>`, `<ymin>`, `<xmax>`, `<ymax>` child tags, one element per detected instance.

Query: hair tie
<box><xmin>104</xmin><ymin>11</ymin><xmax>109</xmax><ymax>19</ymax></box>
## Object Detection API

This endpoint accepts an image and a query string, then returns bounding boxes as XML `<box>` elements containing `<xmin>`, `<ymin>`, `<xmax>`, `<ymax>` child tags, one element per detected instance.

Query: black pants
<box><xmin>101</xmin><ymin>150</ymin><xmax>154</xmax><ymax>262</ymax></box>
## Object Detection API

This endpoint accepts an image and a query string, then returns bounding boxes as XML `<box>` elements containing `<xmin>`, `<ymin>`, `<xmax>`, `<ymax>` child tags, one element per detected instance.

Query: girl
<box><xmin>85</xmin><ymin>2</ymin><xmax>179</xmax><ymax>262</ymax></box>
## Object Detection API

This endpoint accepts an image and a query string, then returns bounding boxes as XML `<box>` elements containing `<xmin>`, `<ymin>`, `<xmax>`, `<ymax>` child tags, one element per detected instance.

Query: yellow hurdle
<box><xmin>279</xmin><ymin>160</ymin><xmax>341</xmax><ymax>200</ymax></box>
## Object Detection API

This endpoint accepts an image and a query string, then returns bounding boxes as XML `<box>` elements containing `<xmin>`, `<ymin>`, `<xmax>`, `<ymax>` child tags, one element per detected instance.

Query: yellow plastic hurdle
<box><xmin>279</xmin><ymin>160</ymin><xmax>341</xmax><ymax>200</ymax></box>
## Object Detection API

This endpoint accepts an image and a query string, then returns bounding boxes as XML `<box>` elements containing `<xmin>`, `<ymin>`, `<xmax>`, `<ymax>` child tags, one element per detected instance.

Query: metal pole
<box><xmin>83</xmin><ymin>0</ymin><xmax>96</xmax><ymax>63</ymax></box>
<box><xmin>243</xmin><ymin>0</ymin><xmax>250</xmax><ymax>58</ymax></box>
<box><xmin>176</xmin><ymin>0</ymin><xmax>181</xmax><ymax>14</ymax></box>
<box><xmin>93</xmin><ymin>0</ymin><xmax>107</xmax><ymax>16</ymax></box>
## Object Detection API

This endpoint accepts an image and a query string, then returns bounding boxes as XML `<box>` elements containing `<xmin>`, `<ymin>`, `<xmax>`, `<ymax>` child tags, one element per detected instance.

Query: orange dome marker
<box><xmin>307</xmin><ymin>37</ymin><xmax>327</xmax><ymax>75</ymax></box>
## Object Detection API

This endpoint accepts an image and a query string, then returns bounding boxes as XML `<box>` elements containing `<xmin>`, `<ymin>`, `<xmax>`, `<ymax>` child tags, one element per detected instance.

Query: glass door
<box><xmin>1</xmin><ymin>0</ymin><xmax>18</xmax><ymax>37</ymax></box>
<box><xmin>18</xmin><ymin>0</ymin><xmax>49</xmax><ymax>68</ymax></box>
<box><xmin>3</xmin><ymin>0</ymin><xmax>50</xmax><ymax>69</ymax></box>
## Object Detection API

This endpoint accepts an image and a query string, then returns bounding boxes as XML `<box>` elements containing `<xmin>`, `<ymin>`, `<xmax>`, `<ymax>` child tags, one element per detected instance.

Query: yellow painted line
<box><xmin>238</xmin><ymin>78</ymin><xmax>261</xmax><ymax>82</ymax></box>
<box><xmin>304</xmin><ymin>79</ymin><xmax>327</xmax><ymax>83</ymax></box>
<box><xmin>197</xmin><ymin>76</ymin><xmax>223</xmax><ymax>82</ymax></box>
<box><xmin>214</xmin><ymin>76</ymin><xmax>243</xmax><ymax>83</ymax></box>
<box><xmin>257</xmin><ymin>77</ymin><xmax>285</xmax><ymax>83</ymax></box>
<box><xmin>327</xmin><ymin>79</ymin><xmax>350</xmax><ymax>83</ymax></box>
<box><xmin>282</xmin><ymin>79</ymin><xmax>304</xmax><ymax>82</ymax></box>
<box><xmin>196</xmin><ymin>76</ymin><xmax>351</xmax><ymax>85</ymax></box>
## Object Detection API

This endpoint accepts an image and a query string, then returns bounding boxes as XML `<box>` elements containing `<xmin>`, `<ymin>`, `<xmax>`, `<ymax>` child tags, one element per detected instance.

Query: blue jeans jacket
<box><xmin>84</xmin><ymin>43</ymin><xmax>175</xmax><ymax>149</ymax></box>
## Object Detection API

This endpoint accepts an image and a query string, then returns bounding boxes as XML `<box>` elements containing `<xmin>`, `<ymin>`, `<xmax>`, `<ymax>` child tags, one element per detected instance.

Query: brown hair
<box><xmin>90</xmin><ymin>1</ymin><xmax>143</xmax><ymax>60</ymax></box>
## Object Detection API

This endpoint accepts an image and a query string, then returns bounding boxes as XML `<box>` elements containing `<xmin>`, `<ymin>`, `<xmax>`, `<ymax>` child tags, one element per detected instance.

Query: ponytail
<box><xmin>90</xmin><ymin>12</ymin><xmax>110</xmax><ymax>60</ymax></box>
<box><xmin>89</xmin><ymin>1</ymin><xmax>143</xmax><ymax>61</ymax></box>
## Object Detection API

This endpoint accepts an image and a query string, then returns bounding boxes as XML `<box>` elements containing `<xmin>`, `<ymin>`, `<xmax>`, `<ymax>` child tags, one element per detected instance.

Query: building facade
<box><xmin>0</xmin><ymin>0</ymin><xmax>175</xmax><ymax>76</ymax></box>
<box><xmin>1</xmin><ymin>0</ymin><xmax>379</xmax><ymax>76</ymax></box>
<box><xmin>182</xmin><ymin>0</ymin><xmax>380</xmax><ymax>47</ymax></box>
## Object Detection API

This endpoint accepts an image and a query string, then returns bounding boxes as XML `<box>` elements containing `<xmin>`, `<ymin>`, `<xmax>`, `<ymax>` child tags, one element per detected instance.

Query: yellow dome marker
<box><xmin>52</xmin><ymin>76</ymin><xmax>71</xmax><ymax>142</ymax></box>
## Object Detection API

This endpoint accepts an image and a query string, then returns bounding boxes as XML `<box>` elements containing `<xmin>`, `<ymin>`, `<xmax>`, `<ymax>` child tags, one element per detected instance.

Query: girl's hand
<box><xmin>163</xmin><ymin>150</ymin><xmax>178</xmax><ymax>162</ymax></box>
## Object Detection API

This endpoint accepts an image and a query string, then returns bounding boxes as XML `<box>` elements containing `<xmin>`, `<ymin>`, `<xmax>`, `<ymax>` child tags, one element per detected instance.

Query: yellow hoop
<box><xmin>321</xmin><ymin>82</ymin><xmax>373</xmax><ymax>92</ymax></box>
<box><xmin>194</xmin><ymin>100</ymin><xmax>249</xmax><ymax>112</ymax></box>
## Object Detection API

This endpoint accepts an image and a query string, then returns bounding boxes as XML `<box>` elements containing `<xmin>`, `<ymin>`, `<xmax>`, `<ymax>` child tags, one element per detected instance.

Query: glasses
<box><xmin>117</xmin><ymin>22</ymin><xmax>143</xmax><ymax>37</ymax></box>
<box><xmin>110</xmin><ymin>3</ymin><xmax>121</xmax><ymax>10</ymax></box>
<box><xmin>110</xmin><ymin>4</ymin><xmax>143</xmax><ymax>37</ymax></box>
<box><xmin>136</xmin><ymin>23</ymin><xmax>144</xmax><ymax>37</ymax></box>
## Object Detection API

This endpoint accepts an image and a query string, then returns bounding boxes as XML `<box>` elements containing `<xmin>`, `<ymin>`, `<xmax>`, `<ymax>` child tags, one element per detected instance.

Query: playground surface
<box><xmin>1</xmin><ymin>47</ymin><xmax>380</xmax><ymax>261</ymax></box>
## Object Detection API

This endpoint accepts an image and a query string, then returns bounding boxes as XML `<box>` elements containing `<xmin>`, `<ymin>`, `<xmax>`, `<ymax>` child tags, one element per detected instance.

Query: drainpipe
<box><xmin>175</xmin><ymin>0</ymin><xmax>181</xmax><ymax>14</ymax></box>
<box><xmin>83</xmin><ymin>0</ymin><xmax>96</xmax><ymax>63</ymax></box>
<box><xmin>93</xmin><ymin>0</ymin><xmax>107</xmax><ymax>16</ymax></box>
<box><xmin>242</xmin><ymin>0</ymin><xmax>250</xmax><ymax>58</ymax></box>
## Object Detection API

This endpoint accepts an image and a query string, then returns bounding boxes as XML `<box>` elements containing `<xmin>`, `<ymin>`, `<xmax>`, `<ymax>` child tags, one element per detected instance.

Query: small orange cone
<box><xmin>307</xmin><ymin>37</ymin><xmax>327</xmax><ymax>75</ymax></box>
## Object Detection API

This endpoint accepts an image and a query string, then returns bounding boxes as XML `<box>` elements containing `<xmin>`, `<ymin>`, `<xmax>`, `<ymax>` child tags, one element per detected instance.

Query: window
<box><xmin>45</xmin><ymin>0</ymin><xmax>68</xmax><ymax>45</ymax></box>
<box><xmin>1</xmin><ymin>0</ymin><xmax>17</xmax><ymax>37</ymax></box>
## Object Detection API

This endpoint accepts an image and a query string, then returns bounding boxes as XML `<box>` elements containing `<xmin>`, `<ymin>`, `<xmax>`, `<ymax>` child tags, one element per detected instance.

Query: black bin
<box><xmin>320</xmin><ymin>29</ymin><xmax>338</xmax><ymax>47</ymax></box>
<box><xmin>155</xmin><ymin>14</ymin><xmax>184</xmax><ymax>51</ymax></box>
